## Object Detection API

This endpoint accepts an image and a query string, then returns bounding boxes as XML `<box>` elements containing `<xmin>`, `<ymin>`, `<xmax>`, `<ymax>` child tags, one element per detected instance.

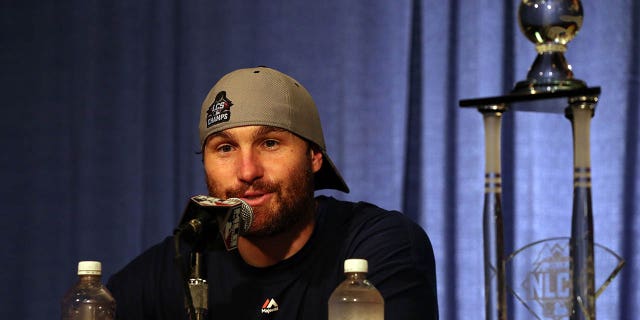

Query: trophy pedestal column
<box><xmin>459</xmin><ymin>88</ymin><xmax>605</xmax><ymax>320</ymax></box>
<box><xmin>566</xmin><ymin>96</ymin><xmax>598</xmax><ymax>320</ymax></box>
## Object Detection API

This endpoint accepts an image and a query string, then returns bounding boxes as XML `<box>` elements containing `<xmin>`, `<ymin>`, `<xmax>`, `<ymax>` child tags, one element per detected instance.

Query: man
<box><xmin>107</xmin><ymin>66</ymin><xmax>438</xmax><ymax>319</ymax></box>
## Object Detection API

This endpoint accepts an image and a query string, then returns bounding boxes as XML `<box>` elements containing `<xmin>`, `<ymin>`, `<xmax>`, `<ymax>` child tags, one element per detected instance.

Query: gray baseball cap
<box><xmin>199</xmin><ymin>67</ymin><xmax>349</xmax><ymax>193</ymax></box>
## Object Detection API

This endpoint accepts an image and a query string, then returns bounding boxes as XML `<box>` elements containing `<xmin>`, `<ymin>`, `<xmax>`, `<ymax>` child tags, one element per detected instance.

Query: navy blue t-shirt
<box><xmin>107</xmin><ymin>196</ymin><xmax>438</xmax><ymax>319</ymax></box>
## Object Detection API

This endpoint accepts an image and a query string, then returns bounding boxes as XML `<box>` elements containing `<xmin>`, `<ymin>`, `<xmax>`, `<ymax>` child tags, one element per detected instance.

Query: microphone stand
<box><xmin>188</xmin><ymin>251</ymin><xmax>208</xmax><ymax>320</ymax></box>
<box><xmin>174</xmin><ymin>196</ymin><xmax>253</xmax><ymax>319</ymax></box>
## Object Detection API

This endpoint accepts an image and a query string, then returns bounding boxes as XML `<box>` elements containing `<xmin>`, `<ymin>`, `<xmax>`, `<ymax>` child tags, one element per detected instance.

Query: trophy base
<box><xmin>512</xmin><ymin>78</ymin><xmax>587</xmax><ymax>95</ymax></box>
<box><xmin>506</xmin><ymin>237</ymin><xmax>625</xmax><ymax>320</ymax></box>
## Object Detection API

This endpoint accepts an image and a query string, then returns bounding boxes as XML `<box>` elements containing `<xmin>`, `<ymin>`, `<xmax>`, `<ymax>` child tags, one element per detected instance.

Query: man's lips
<box><xmin>239</xmin><ymin>192</ymin><xmax>272</xmax><ymax>207</ymax></box>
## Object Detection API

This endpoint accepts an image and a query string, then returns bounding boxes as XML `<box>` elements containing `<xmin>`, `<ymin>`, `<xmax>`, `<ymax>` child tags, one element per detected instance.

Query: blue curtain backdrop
<box><xmin>1</xmin><ymin>0</ymin><xmax>638</xmax><ymax>319</ymax></box>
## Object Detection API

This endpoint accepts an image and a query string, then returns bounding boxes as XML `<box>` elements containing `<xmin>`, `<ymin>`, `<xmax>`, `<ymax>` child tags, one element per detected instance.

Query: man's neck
<box><xmin>237</xmin><ymin>217</ymin><xmax>316</xmax><ymax>268</ymax></box>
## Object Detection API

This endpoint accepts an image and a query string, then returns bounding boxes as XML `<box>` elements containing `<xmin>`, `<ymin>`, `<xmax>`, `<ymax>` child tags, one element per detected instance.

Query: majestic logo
<box><xmin>206</xmin><ymin>91</ymin><xmax>233</xmax><ymax>128</ymax></box>
<box><xmin>261</xmin><ymin>298</ymin><xmax>279</xmax><ymax>314</ymax></box>
<box><xmin>521</xmin><ymin>242</ymin><xmax>571</xmax><ymax>319</ymax></box>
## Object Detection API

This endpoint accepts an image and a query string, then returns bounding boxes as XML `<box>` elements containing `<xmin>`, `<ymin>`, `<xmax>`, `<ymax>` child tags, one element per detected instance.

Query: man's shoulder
<box><xmin>106</xmin><ymin>236</ymin><xmax>187</xmax><ymax>319</ymax></box>
<box><xmin>315</xmin><ymin>196</ymin><xmax>431</xmax><ymax>259</ymax></box>
<box><xmin>315</xmin><ymin>196</ymin><xmax>438</xmax><ymax>318</ymax></box>
<box><xmin>107</xmin><ymin>236</ymin><xmax>177</xmax><ymax>286</ymax></box>
<box><xmin>317</xmin><ymin>195</ymin><xmax>423</xmax><ymax>232</ymax></box>
<box><xmin>316</xmin><ymin>195</ymin><xmax>397</xmax><ymax>216</ymax></box>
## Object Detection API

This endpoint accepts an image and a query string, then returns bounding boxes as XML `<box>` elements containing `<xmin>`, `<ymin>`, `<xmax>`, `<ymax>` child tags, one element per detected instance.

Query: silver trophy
<box><xmin>459</xmin><ymin>1</ymin><xmax>625</xmax><ymax>319</ymax></box>
<box><xmin>513</xmin><ymin>0</ymin><xmax>586</xmax><ymax>94</ymax></box>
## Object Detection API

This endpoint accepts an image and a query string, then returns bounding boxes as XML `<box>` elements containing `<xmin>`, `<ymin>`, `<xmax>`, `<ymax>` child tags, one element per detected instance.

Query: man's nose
<box><xmin>237</xmin><ymin>149</ymin><xmax>263</xmax><ymax>183</ymax></box>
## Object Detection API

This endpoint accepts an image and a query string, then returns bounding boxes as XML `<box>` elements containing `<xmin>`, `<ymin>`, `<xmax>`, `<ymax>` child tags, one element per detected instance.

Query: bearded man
<box><xmin>107</xmin><ymin>67</ymin><xmax>439</xmax><ymax>319</ymax></box>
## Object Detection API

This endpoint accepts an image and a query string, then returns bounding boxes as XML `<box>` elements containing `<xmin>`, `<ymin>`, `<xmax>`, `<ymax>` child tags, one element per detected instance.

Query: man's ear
<box><xmin>310</xmin><ymin>147</ymin><xmax>323</xmax><ymax>174</ymax></box>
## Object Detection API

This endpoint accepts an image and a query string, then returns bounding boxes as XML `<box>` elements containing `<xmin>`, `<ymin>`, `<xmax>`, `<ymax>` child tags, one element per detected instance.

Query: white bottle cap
<box><xmin>77</xmin><ymin>261</ymin><xmax>102</xmax><ymax>275</ymax></box>
<box><xmin>344</xmin><ymin>258</ymin><xmax>368</xmax><ymax>273</ymax></box>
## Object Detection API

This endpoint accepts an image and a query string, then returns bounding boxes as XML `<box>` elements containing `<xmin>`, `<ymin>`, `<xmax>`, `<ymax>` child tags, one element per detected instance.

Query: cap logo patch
<box><xmin>206</xmin><ymin>91</ymin><xmax>233</xmax><ymax>128</ymax></box>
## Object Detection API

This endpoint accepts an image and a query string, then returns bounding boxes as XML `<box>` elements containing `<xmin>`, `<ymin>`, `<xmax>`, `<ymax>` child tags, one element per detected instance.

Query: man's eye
<box><xmin>264</xmin><ymin>139</ymin><xmax>279</xmax><ymax>148</ymax></box>
<box><xmin>217</xmin><ymin>144</ymin><xmax>233</xmax><ymax>153</ymax></box>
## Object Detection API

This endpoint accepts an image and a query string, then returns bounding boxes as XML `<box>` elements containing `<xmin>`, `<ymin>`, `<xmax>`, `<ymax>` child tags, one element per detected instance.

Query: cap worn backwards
<box><xmin>198</xmin><ymin>66</ymin><xmax>349</xmax><ymax>193</ymax></box>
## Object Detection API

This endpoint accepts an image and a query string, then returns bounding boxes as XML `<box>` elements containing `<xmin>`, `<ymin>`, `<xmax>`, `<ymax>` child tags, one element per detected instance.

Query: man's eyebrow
<box><xmin>207</xmin><ymin>130</ymin><xmax>232</xmax><ymax>141</ymax></box>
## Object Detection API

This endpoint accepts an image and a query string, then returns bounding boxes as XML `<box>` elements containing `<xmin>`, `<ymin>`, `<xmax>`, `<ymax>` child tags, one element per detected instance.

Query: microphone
<box><xmin>174</xmin><ymin>195</ymin><xmax>253</xmax><ymax>251</ymax></box>
<box><xmin>174</xmin><ymin>196</ymin><xmax>253</xmax><ymax>319</ymax></box>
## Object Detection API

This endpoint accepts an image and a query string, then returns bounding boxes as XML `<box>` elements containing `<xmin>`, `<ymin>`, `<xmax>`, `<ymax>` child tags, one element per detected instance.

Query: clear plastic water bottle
<box><xmin>61</xmin><ymin>261</ymin><xmax>116</xmax><ymax>320</ymax></box>
<box><xmin>328</xmin><ymin>258</ymin><xmax>384</xmax><ymax>320</ymax></box>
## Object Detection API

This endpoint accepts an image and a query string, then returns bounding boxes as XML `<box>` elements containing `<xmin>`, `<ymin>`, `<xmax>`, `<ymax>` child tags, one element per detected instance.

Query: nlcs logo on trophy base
<box><xmin>507</xmin><ymin>237</ymin><xmax>624</xmax><ymax>320</ymax></box>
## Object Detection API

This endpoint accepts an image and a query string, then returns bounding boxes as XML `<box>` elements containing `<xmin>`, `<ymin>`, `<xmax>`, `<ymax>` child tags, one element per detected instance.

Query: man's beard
<box><xmin>205</xmin><ymin>160</ymin><xmax>316</xmax><ymax>238</ymax></box>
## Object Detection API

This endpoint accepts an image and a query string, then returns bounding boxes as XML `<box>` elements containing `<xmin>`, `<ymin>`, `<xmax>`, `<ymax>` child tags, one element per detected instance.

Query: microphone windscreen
<box><xmin>234</xmin><ymin>199</ymin><xmax>253</xmax><ymax>234</ymax></box>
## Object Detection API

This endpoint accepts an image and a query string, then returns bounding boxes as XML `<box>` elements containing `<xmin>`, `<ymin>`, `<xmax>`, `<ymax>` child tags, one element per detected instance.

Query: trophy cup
<box><xmin>459</xmin><ymin>1</ymin><xmax>625</xmax><ymax>319</ymax></box>
<box><xmin>513</xmin><ymin>0</ymin><xmax>586</xmax><ymax>94</ymax></box>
